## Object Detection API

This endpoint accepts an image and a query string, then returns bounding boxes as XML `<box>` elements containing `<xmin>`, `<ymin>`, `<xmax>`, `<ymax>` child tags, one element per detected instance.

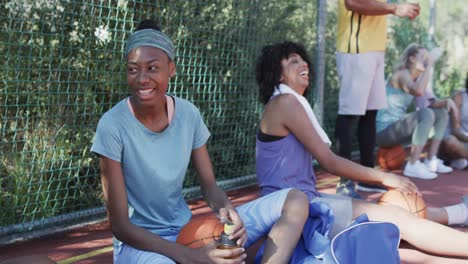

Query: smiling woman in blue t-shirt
<box><xmin>91</xmin><ymin>19</ymin><xmax>308</xmax><ymax>264</ymax></box>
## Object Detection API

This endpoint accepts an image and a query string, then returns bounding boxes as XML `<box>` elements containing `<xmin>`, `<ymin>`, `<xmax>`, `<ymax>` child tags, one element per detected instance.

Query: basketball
<box><xmin>176</xmin><ymin>215</ymin><xmax>224</xmax><ymax>248</ymax></box>
<box><xmin>377</xmin><ymin>145</ymin><xmax>406</xmax><ymax>170</ymax></box>
<box><xmin>377</xmin><ymin>189</ymin><xmax>427</xmax><ymax>218</ymax></box>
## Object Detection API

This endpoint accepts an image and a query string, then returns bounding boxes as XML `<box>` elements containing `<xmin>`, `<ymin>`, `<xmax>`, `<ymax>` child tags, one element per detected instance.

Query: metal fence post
<box><xmin>313</xmin><ymin>0</ymin><xmax>327</xmax><ymax>124</ymax></box>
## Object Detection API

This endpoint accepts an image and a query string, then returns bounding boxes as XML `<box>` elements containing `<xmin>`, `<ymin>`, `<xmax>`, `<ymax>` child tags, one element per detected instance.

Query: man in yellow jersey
<box><xmin>335</xmin><ymin>0</ymin><xmax>420</xmax><ymax>198</ymax></box>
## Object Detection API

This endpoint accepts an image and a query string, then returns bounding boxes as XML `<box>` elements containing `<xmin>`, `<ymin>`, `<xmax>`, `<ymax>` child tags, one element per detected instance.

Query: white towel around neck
<box><xmin>272</xmin><ymin>84</ymin><xmax>331</xmax><ymax>147</ymax></box>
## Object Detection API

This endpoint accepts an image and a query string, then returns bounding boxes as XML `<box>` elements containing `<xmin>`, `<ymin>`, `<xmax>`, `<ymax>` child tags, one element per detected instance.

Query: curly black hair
<box><xmin>255</xmin><ymin>41</ymin><xmax>313</xmax><ymax>104</ymax></box>
<box><xmin>137</xmin><ymin>19</ymin><xmax>162</xmax><ymax>31</ymax></box>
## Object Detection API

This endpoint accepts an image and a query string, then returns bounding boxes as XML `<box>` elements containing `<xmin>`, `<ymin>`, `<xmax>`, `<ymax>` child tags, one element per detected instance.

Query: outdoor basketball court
<box><xmin>1</xmin><ymin>168</ymin><xmax>467</xmax><ymax>264</ymax></box>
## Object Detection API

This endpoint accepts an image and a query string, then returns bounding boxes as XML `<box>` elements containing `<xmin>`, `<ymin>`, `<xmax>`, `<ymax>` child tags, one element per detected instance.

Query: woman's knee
<box><xmin>283</xmin><ymin>189</ymin><xmax>309</xmax><ymax>219</ymax></box>
<box><xmin>355</xmin><ymin>201</ymin><xmax>426</xmax><ymax>240</ymax></box>
<box><xmin>356</xmin><ymin>201</ymin><xmax>412</xmax><ymax>226</ymax></box>
<box><xmin>432</xmin><ymin>108</ymin><xmax>449</xmax><ymax>132</ymax></box>
<box><xmin>442</xmin><ymin>135</ymin><xmax>465</xmax><ymax>157</ymax></box>
<box><xmin>433</xmin><ymin>107</ymin><xmax>449</xmax><ymax>121</ymax></box>
<box><xmin>443</xmin><ymin>135</ymin><xmax>458</xmax><ymax>148</ymax></box>
<box><xmin>418</xmin><ymin>107</ymin><xmax>435</xmax><ymax>124</ymax></box>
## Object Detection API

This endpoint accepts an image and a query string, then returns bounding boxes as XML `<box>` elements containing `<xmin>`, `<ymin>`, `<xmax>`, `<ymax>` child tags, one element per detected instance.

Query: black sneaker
<box><xmin>357</xmin><ymin>183</ymin><xmax>387</xmax><ymax>193</ymax></box>
<box><xmin>336</xmin><ymin>181</ymin><xmax>362</xmax><ymax>199</ymax></box>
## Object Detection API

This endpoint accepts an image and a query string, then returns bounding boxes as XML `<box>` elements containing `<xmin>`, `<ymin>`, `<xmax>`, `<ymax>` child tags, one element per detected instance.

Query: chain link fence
<box><xmin>0</xmin><ymin>0</ymin><xmax>335</xmax><ymax>243</ymax></box>
<box><xmin>2</xmin><ymin>0</ymin><xmax>464</xmax><ymax>244</ymax></box>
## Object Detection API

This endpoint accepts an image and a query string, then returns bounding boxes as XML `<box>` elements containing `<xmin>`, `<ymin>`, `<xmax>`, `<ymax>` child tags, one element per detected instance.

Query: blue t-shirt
<box><xmin>376</xmin><ymin>85</ymin><xmax>414</xmax><ymax>132</ymax></box>
<box><xmin>91</xmin><ymin>96</ymin><xmax>210</xmax><ymax>236</ymax></box>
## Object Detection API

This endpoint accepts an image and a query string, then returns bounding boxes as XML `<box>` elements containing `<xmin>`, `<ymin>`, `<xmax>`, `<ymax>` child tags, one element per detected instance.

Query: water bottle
<box><xmin>217</xmin><ymin>221</ymin><xmax>241</xmax><ymax>258</ymax></box>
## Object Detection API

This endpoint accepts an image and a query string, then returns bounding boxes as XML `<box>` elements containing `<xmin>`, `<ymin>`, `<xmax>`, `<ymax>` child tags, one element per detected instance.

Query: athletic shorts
<box><xmin>114</xmin><ymin>188</ymin><xmax>293</xmax><ymax>263</ymax></box>
<box><xmin>315</xmin><ymin>192</ymin><xmax>353</xmax><ymax>238</ymax></box>
<box><xmin>336</xmin><ymin>51</ymin><xmax>387</xmax><ymax>115</ymax></box>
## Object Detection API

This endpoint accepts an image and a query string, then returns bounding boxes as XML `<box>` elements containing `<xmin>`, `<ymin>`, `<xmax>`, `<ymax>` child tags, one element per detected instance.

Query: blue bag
<box><xmin>323</xmin><ymin>214</ymin><xmax>401</xmax><ymax>264</ymax></box>
<box><xmin>255</xmin><ymin>201</ymin><xmax>335</xmax><ymax>264</ymax></box>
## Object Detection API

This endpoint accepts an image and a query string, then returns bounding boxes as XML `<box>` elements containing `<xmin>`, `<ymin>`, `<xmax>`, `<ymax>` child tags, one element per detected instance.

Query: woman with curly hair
<box><xmin>254</xmin><ymin>41</ymin><xmax>468</xmax><ymax>260</ymax></box>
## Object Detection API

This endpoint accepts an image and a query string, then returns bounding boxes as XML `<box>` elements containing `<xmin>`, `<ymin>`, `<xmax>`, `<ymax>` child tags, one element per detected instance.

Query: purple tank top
<box><xmin>256</xmin><ymin>133</ymin><xmax>320</xmax><ymax>200</ymax></box>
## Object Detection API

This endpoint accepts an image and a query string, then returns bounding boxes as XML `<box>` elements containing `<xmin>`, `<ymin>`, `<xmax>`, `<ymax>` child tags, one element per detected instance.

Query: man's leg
<box><xmin>334</xmin><ymin>114</ymin><xmax>361</xmax><ymax>198</ymax></box>
<box><xmin>356</xmin><ymin>110</ymin><xmax>387</xmax><ymax>192</ymax></box>
<box><xmin>356</xmin><ymin>52</ymin><xmax>388</xmax><ymax>192</ymax></box>
<box><xmin>357</xmin><ymin>110</ymin><xmax>377</xmax><ymax>168</ymax></box>
<box><xmin>335</xmin><ymin>52</ymin><xmax>381</xmax><ymax>197</ymax></box>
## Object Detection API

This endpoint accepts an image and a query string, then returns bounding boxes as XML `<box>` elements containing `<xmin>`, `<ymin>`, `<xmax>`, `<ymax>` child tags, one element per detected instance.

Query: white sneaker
<box><xmin>424</xmin><ymin>157</ymin><xmax>453</xmax><ymax>174</ymax></box>
<box><xmin>403</xmin><ymin>160</ymin><xmax>438</xmax><ymax>180</ymax></box>
<box><xmin>463</xmin><ymin>195</ymin><xmax>468</xmax><ymax>226</ymax></box>
<box><xmin>450</xmin><ymin>159</ymin><xmax>468</xmax><ymax>170</ymax></box>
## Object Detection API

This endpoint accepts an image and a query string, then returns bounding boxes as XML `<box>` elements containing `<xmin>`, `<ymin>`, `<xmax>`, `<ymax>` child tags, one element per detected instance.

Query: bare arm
<box><xmin>344</xmin><ymin>0</ymin><xmax>420</xmax><ymax>19</ymax></box>
<box><xmin>100</xmin><ymin>155</ymin><xmax>245</xmax><ymax>263</ymax></box>
<box><xmin>265</xmin><ymin>95</ymin><xmax>418</xmax><ymax>193</ymax></box>
<box><xmin>398</xmin><ymin>61</ymin><xmax>434</xmax><ymax>97</ymax></box>
<box><xmin>191</xmin><ymin>145</ymin><xmax>233</xmax><ymax>213</ymax></box>
<box><xmin>451</xmin><ymin>92</ymin><xmax>468</xmax><ymax>142</ymax></box>
<box><xmin>429</xmin><ymin>97</ymin><xmax>458</xmax><ymax>114</ymax></box>
<box><xmin>452</xmin><ymin>126</ymin><xmax>468</xmax><ymax>143</ymax></box>
<box><xmin>430</xmin><ymin>98</ymin><xmax>467</xmax><ymax>141</ymax></box>
<box><xmin>428</xmin><ymin>98</ymin><xmax>447</xmax><ymax>108</ymax></box>
<box><xmin>191</xmin><ymin>145</ymin><xmax>248</xmax><ymax>250</ymax></box>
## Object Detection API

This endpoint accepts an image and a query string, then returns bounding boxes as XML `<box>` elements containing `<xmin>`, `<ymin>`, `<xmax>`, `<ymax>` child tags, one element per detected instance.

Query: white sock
<box><xmin>444</xmin><ymin>203</ymin><xmax>468</xmax><ymax>225</ymax></box>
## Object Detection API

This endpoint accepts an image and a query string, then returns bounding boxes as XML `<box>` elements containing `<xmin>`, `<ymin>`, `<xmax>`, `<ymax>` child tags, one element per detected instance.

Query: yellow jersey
<box><xmin>336</xmin><ymin>0</ymin><xmax>387</xmax><ymax>53</ymax></box>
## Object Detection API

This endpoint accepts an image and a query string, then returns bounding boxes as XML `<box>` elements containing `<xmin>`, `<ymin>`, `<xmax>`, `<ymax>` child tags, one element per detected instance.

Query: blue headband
<box><xmin>124</xmin><ymin>29</ymin><xmax>175</xmax><ymax>61</ymax></box>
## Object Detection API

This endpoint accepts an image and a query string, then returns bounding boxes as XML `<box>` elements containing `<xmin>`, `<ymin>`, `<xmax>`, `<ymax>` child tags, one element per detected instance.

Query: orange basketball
<box><xmin>176</xmin><ymin>215</ymin><xmax>224</xmax><ymax>248</ymax></box>
<box><xmin>377</xmin><ymin>145</ymin><xmax>406</xmax><ymax>170</ymax></box>
<box><xmin>377</xmin><ymin>189</ymin><xmax>427</xmax><ymax>218</ymax></box>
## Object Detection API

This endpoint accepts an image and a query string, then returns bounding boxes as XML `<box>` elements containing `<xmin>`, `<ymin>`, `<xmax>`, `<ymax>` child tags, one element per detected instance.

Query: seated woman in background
<box><xmin>376</xmin><ymin>44</ymin><xmax>452</xmax><ymax>180</ymax></box>
<box><xmin>439</xmin><ymin>74</ymin><xmax>468</xmax><ymax>169</ymax></box>
<box><xmin>255</xmin><ymin>41</ymin><xmax>468</xmax><ymax>260</ymax></box>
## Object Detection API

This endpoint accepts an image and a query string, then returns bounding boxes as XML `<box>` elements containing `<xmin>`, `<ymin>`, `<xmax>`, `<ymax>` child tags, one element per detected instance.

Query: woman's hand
<box><xmin>381</xmin><ymin>172</ymin><xmax>420</xmax><ymax>195</ymax></box>
<box><xmin>218</xmin><ymin>207</ymin><xmax>248</xmax><ymax>247</ymax></box>
<box><xmin>186</xmin><ymin>242</ymin><xmax>246</xmax><ymax>264</ymax></box>
<box><xmin>421</xmin><ymin>49</ymin><xmax>434</xmax><ymax>68</ymax></box>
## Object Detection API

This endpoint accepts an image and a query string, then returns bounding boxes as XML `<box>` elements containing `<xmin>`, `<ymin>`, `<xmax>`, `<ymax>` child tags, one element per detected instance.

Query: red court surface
<box><xmin>1</xmin><ymin>168</ymin><xmax>467</xmax><ymax>263</ymax></box>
